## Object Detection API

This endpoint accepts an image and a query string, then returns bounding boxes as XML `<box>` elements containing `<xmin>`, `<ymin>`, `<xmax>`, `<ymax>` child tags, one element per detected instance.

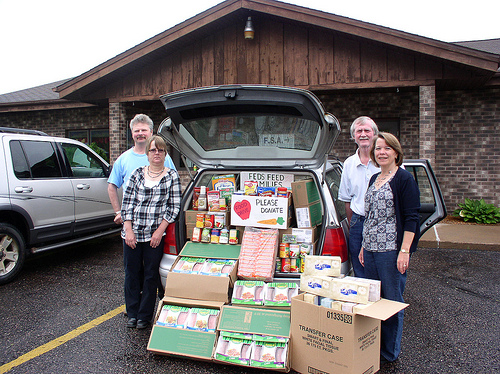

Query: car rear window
<box><xmin>180</xmin><ymin>115</ymin><xmax>320</xmax><ymax>152</ymax></box>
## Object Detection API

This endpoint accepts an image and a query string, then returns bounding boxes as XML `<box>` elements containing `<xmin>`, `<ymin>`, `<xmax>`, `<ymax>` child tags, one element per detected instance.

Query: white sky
<box><xmin>0</xmin><ymin>0</ymin><xmax>498</xmax><ymax>95</ymax></box>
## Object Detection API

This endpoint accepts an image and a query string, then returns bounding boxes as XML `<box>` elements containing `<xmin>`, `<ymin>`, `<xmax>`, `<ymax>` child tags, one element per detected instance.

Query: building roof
<box><xmin>0</xmin><ymin>78</ymin><xmax>96</xmax><ymax>113</ymax></box>
<box><xmin>55</xmin><ymin>0</ymin><xmax>499</xmax><ymax>100</ymax></box>
<box><xmin>0</xmin><ymin>79</ymin><xmax>70</xmax><ymax>104</ymax></box>
<box><xmin>454</xmin><ymin>39</ymin><xmax>500</xmax><ymax>57</ymax></box>
<box><xmin>1</xmin><ymin>0</ymin><xmax>499</xmax><ymax>106</ymax></box>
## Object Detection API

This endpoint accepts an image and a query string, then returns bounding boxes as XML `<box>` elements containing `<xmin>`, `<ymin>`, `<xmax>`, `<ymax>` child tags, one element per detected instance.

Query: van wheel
<box><xmin>0</xmin><ymin>224</ymin><xmax>26</xmax><ymax>285</ymax></box>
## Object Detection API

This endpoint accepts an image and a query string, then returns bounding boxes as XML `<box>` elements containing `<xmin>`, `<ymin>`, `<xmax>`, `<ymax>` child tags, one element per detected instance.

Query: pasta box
<box><xmin>147</xmin><ymin>296</ymin><xmax>224</xmax><ymax>360</ymax></box>
<box><xmin>165</xmin><ymin>242</ymin><xmax>241</xmax><ymax>303</ymax></box>
<box><xmin>214</xmin><ymin>305</ymin><xmax>291</xmax><ymax>372</ymax></box>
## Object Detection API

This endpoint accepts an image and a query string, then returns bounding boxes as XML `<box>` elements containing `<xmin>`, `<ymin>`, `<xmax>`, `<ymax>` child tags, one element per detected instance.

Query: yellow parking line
<box><xmin>0</xmin><ymin>304</ymin><xmax>125</xmax><ymax>374</ymax></box>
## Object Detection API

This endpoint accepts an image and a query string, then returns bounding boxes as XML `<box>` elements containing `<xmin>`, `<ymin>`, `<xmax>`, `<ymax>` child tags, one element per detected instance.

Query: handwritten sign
<box><xmin>240</xmin><ymin>172</ymin><xmax>294</xmax><ymax>190</ymax></box>
<box><xmin>259</xmin><ymin>134</ymin><xmax>295</xmax><ymax>148</ymax></box>
<box><xmin>231</xmin><ymin>195</ymin><xmax>289</xmax><ymax>229</ymax></box>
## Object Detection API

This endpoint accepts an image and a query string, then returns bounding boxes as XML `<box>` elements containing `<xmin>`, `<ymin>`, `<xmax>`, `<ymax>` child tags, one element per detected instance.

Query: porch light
<box><xmin>244</xmin><ymin>17</ymin><xmax>254</xmax><ymax>39</ymax></box>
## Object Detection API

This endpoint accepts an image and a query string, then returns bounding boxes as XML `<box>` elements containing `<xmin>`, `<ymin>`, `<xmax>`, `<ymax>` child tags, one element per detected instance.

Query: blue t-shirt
<box><xmin>107</xmin><ymin>148</ymin><xmax>176</xmax><ymax>188</ymax></box>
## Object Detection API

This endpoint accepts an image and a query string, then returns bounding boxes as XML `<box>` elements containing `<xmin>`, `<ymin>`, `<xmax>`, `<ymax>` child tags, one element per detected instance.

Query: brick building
<box><xmin>1</xmin><ymin>0</ymin><xmax>499</xmax><ymax>212</ymax></box>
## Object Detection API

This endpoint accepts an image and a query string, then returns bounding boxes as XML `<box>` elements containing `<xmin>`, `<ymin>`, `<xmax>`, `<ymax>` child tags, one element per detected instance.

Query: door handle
<box><xmin>14</xmin><ymin>186</ymin><xmax>33</xmax><ymax>193</ymax></box>
<box><xmin>76</xmin><ymin>184</ymin><xmax>91</xmax><ymax>190</ymax></box>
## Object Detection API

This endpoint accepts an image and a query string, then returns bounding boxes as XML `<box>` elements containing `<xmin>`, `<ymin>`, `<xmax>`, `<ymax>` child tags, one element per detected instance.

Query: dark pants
<box><xmin>348</xmin><ymin>212</ymin><xmax>365</xmax><ymax>277</ymax></box>
<box><xmin>123</xmin><ymin>239</ymin><xmax>164</xmax><ymax>322</ymax></box>
<box><xmin>363</xmin><ymin>249</ymin><xmax>407</xmax><ymax>362</ymax></box>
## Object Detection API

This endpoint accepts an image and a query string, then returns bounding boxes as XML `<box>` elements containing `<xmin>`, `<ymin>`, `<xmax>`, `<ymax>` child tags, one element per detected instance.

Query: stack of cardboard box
<box><xmin>148</xmin><ymin>176</ymin><xmax>409</xmax><ymax>373</ymax></box>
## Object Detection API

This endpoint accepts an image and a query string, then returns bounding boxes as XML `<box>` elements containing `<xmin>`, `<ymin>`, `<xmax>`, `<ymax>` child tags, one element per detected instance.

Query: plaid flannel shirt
<box><xmin>121</xmin><ymin>167</ymin><xmax>181</xmax><ymax>242</ymax></box>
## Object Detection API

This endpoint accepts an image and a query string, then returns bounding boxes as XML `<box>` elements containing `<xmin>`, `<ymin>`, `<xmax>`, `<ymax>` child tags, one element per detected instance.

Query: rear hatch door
<box><xmin>158</xmin><ymin>85</ymin><xmax>340</xmax><ymax>170</ymax></box>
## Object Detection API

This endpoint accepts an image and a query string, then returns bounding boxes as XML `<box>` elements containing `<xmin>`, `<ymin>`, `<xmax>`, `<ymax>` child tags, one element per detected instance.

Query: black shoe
<box><xmin>137</xmin><ymin>320</ymin><xmax>151</xmax><ymax>329</ymax></box>
<box><xmin>126</xmin><ymin>318</ymin><xmax>137</xmax><ymax>328</ymax></box>
<box><xmin>380</xmin><ymin>355</ymin><xmax>397</xmax><ymax>365</ymax></box>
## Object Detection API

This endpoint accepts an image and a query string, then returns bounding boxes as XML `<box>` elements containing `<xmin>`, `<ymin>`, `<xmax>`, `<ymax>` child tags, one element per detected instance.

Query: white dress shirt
<box><xmin>338</xmin><ymin>149</ymin><xmax>380</xmax><ymax>216</ymax></box>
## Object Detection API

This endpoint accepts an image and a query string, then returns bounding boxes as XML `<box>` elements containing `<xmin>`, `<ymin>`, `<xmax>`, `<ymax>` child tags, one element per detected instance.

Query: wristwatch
<box><xmin>400</xmin><ymin>248</ymin><xmax>410</xmax><ymax>253</ymax></box>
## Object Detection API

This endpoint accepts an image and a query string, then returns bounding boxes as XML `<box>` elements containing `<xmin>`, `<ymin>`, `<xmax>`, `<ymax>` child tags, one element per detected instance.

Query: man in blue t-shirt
<box><xmin>107</xmin><ymin>113</ymin><xmax>176</xmax><ymax>225</ymax></box>
<box><xmin>108</xmin><ymin>114</ymin><xmax>175</xmax><ymax>303</ymax></box>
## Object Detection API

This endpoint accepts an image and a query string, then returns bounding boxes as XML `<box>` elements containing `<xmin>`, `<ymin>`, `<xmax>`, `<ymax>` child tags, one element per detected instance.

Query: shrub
<box><xmin>453</xmin><ymin>198</ymin><xmax>500</xmax><ymax>224</ymax></box>
<box><xmin>89</xmin><ymin>142</ymin><xmax>109</xmax><ymax>162</ymax></box>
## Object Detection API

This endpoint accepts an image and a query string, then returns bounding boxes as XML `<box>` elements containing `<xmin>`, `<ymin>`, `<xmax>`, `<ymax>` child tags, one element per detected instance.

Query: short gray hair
<box><xmin>349</xmin><ymin>116</ymin><xmax>379</xmax><ymax>139</ymax></box>
<box><xmin>129</xmin><ymin>114</ymin><xmax>154</xmax><ymax>132</ymax></box>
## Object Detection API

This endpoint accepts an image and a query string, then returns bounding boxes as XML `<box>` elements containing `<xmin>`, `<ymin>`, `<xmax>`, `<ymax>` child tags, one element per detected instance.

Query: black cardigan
<box><xmin>368</xmin><ymin>167</ymin><xmax>421</xmax><ymax>253</ymax></box>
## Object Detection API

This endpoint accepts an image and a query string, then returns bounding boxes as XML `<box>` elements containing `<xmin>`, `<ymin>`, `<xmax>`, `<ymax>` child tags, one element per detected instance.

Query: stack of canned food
<box><xmin>277</xmin><ymin>241</ymin><xmax>313</xmax><ymax>273</ymax></box>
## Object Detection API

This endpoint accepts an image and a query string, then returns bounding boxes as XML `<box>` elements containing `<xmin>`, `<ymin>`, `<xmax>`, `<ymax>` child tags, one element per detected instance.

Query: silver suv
<box><xmin>156</xmin><ymin>85</ymin><xmax>447</xmax><ymax>286</ymax></box>
<box><xmin>0</xmin><ymin>127</ymin><xmax>120</xmax><ymax>284</ymax></box>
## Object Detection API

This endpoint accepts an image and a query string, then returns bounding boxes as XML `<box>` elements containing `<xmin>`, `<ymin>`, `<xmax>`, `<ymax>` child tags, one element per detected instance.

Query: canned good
<box><xmin>192</xmin><ymin>227</ymin><xmax>202</xmax><ymax>242</ymax></box>
<box><xmin>279</xmin><ymin>243</ymin><xmax>290</xmax><ymax>258</ymax></box>
<box><xmin>299</xmin><ymin>243</ymin><xmax>312</xmax><ymax>255</ymax></box>
<box><xmin>219</xmin><ymin>228</ymin><xmax>229</xmax><ymax>244</ymax></box>
<box><xmin>204</xmin><ymin>214</ymin><xmax>214</xmax><ymax>228</ymax></box>
<box><xmin>299</xmin><ymin>254</ymin><xmax>305</xmax><ymax>273</ymax></box>
<box><xmin>229</xmin><ymin>229</ymin><xmax>239</xmax><ymax>245</ymax></box>
<box><xmin>213</xmin><ymin>213</ymin><xmax>225</xmax><ymax>228</ymax></box>
<box><xmin>210</xmin><ymin>228</ymin><xmax>220</xmax><ymax>244</ymax></box>
<box><xmin>281</xmin><ymin>258</ymin><xmax>291</xmax><ymax>272</ymax></box>
<box><xmin>289</xmin><ymin>243</ymin><xmax>300</xmax><ymax>258</ymax></box>
<box><xmin>290</xmin><ymin>257</ymin><xmax>299</xmax><ymax>273</ymax></box>
<box><xmin>201</xmin><ymin>228</ymin><xmax>211</xmax><ymax>243</ymax></box>
<box><xmin>195</xmin><ymin>213</ymin><xmax>205</xmax><ymax>228</ymax></box>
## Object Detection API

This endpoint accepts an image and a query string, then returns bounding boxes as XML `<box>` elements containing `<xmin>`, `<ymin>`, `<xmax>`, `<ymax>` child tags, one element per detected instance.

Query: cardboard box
<box><xmin>147</xmin><ymin>296</ymin><xmax>224</xmax><ymax>360</ymax></box>
<box><xmin>290</xmin><ymin>294</ymin><xmax>408</xmax><ymax>374</ymax></box>
<box><xmin>295</xmin><ymin>201</ymin><xmax>322</xmax><ymax>228</ymax></box>
<box><xmin>231</xmin><ymin>194</ymin><xmax>292</xmax><ymax>229</ymax></box>
<box><xmin>185</xmin><ymin>210</ymin><xmax>199</xmax><ymax>227</ymax></box>
<box><xmin>166</xmin><ymin>242</ymin><xmax>241</xmax><ymax>302</ymax></box>
<box><xmin>215</xmin><ymin>305</ymin><xmax>291</xmax><ymax>372</ymax></box>
<box><xmin>303</xmin><ymin>255</ymin><xmax>342</xmax><ymax>277</ymax></box>
<box><xmin>300</xmin><ymin>275</ymin><xmax>380</xmax><ymax>304</ymax></box>
<box><xmin>279</xmin><ymin>227</ymin><xmax>318</xmax><ymax>244</ymax></box>
<box><xmin>291</xmin><ymin>179</ymin><xmax>320</xmax><ymax>207</ymax></box>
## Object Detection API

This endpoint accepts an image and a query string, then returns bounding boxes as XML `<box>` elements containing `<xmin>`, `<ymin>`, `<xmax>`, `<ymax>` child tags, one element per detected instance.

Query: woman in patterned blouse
<box><xmin>121</xmin><ymin>135</ymin><xmax>182</xmax><ymax>329</ymax></box>
<box><xmin>359</xmin><ymin>132</ymin><xmax>420</xmax><ymax>363</ymax></box>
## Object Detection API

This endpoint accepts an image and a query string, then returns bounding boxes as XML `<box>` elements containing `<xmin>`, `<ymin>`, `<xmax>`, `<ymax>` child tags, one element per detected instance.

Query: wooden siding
<box><xmin>105</xmin><ymin>18</ymin><xmax>486</xmax><ymax>101</ymax></box>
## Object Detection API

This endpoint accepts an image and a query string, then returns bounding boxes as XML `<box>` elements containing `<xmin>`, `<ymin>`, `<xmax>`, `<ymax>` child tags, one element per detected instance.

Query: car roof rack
<box><xmin>0</xmin><ymin>127</ymin><xmax>48</xmax><ymax>136</ymax></box>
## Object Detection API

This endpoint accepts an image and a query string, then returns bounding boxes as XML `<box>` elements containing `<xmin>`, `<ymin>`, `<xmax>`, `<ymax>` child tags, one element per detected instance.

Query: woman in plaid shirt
<box><xmin>121</xmin><ymin>135</ymin><xmax>182</xmax><ymax>329</ymax></box>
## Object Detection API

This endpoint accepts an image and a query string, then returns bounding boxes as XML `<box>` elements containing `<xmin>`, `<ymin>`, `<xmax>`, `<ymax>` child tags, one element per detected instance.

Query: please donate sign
<box><xmin>231</xmin><ymin>194</ymin><xmax>289</xmax><ymax>229</ymax></box>
<box><xmin>240</xmin><ymin>172</ymin><xmax>294</xmax><ymax>190</ymax></box>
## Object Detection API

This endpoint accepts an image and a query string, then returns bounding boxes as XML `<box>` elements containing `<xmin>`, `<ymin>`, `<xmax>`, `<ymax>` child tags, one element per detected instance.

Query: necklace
<box><xmin>147</xmin><ymin>166</ymin><xmax>165</xmax><ymax>178</ymax></box>
<box><xmin>375</xmin><ymin>167</ymin><xmax>397</xmax><ymax>187</ymax></box>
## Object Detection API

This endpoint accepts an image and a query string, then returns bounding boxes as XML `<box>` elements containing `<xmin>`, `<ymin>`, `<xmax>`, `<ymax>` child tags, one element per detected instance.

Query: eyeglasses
<box><xmin>148</xmin><ymin>148</ymin><xmax>166</xmax><ymax>154</ymax></box>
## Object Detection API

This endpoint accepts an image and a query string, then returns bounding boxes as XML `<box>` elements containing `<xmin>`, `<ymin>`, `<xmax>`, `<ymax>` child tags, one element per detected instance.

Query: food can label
<box><xmin>279</xmin><ymin>243</ymin><xmax>290</xmax><ymax>258</ymax></box>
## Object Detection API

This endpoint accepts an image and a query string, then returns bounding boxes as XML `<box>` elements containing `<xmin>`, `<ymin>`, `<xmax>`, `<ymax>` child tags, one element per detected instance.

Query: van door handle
<box><xmin>14</xmin><ymin>186</ymin><xmax>33</xmax><ymax>193</ymax></box>
<box><xmin>76</xmin><ymin>184</ymin><xmax>91</xmax><ymax>190</ymax></box>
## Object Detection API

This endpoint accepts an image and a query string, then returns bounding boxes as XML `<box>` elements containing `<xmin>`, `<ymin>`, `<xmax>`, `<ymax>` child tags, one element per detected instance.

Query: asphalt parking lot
<box><xmin>0</xmin><ymin>234</ymin><xmax>498</xmax><ymax>374</ymax></box>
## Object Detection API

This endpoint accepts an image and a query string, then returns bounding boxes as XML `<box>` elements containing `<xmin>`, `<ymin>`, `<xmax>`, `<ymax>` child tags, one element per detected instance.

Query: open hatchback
<box><xmin>157</xmin><ymin>85</ymin><xmax>446</xmax><ymax>286</ymax></box>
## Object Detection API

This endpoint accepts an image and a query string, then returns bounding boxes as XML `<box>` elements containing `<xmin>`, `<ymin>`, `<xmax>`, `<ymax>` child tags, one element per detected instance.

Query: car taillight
<box><xmin>322</xmin><ymin>227</ymin><xmax>348</xmax><ymax>262</ymax></box>
<box><xmin>163</xmin><ymin>223</ymin><xmax>179</xmax><ymax>255</ymax></box>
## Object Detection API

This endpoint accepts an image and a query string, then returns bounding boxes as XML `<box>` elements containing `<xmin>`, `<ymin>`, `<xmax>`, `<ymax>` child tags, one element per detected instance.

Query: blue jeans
<box><xmin>349</xmin><ymin>213</ymin><xmax>365</xmax><ymax>278</ymax></box>
<box><xmin>363</xmin><ymin>250</ymin><xmax>407</xmax><ymax>362</ymax></box>
<box><xmin>123</xmin><ymin>239</ymin><xmax>164</xmax><ymax>322</ymax></box>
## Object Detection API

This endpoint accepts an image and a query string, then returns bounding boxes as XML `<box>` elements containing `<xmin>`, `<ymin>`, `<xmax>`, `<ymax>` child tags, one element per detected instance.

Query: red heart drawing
<box><xmin>234</xmin><ymin>200</ymin><xmax>251</xmax><ymax>220</ymax></box>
